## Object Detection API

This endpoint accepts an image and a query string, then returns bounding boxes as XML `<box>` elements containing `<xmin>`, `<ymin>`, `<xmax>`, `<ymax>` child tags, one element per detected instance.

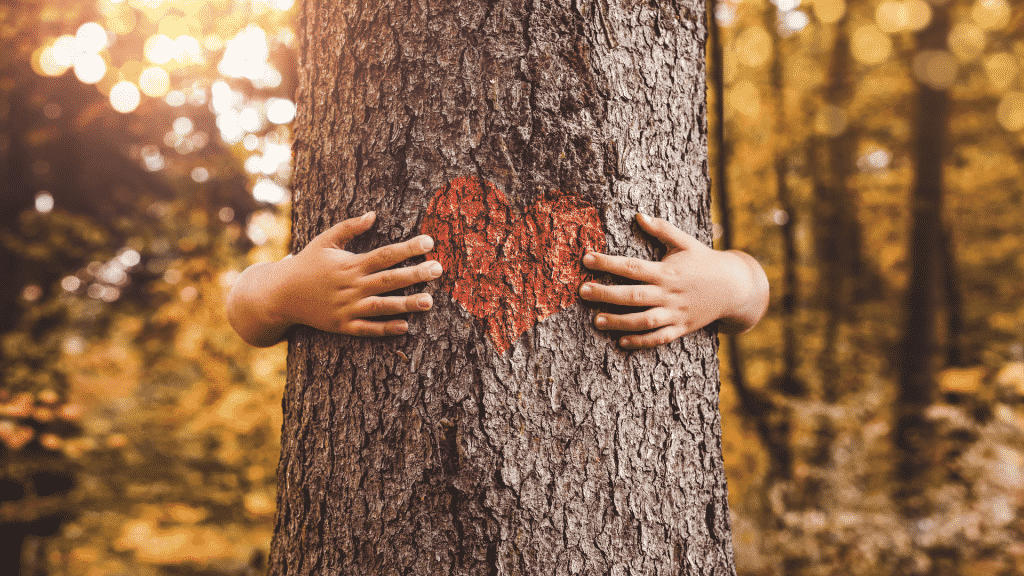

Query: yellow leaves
<box><xmin>243</xmin><ymin>490</ymin><xmax>276</xmax><ymax>517</ymax></box>
<box><xmin>734</xmin><ymin>25</ymin><xmax>773</xmax><ymax>69</ymax></box>
<box><xmin>729</xmin><ymin>80</ymin><xmax>762</xmax><ymax>118</ymax></box>
<box><xmin>939</xmin><ymin>367</ymin><xmax>986</xmax><ymax>394</ymax></box>
<box><xmin>995</xmin><ymin>362</ymin><xmax>1024</xmax><ymax>394</ymax></box>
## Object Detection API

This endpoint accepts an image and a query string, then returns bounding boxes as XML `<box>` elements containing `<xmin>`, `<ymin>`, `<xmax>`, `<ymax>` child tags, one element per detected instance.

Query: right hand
<box><xmin>270</xmin><ymin>211</ymin><xmax>444</xmax><ymax>336</ymax></box>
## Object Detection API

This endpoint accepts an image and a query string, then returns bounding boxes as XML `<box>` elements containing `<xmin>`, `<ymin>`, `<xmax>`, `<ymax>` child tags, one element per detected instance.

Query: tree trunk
<box><xmin>894</xmin><ymin>0</ymin><xmax>950</xmax><ymax>516</ymax></box>
<box><xmin>270</xmin><ymin>1</ymin><xmax>736</xmax><ymax>575</ymax></box>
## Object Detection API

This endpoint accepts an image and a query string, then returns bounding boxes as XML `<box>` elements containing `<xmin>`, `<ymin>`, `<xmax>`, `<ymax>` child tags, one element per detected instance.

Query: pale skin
<box><xmin>226</xmin><ymin>211</ymin><xmax>768</xmax><ymax>349</ymax></box>
<box><xmin>580</xmin><ymin>213</ymin><xmax>769</xmax><ymax>349</ymax></box>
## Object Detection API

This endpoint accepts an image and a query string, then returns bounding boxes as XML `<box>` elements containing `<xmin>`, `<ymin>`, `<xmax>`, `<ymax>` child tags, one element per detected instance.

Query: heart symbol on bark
<box><xmin>421</xmin><ymin>176</ymin><xmax>607</xmax><ymax>354</ymax></box>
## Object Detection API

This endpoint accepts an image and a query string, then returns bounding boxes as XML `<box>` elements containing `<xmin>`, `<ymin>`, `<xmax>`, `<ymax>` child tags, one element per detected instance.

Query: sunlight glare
<box><xmin>110</xmin><ymin>81</ymin><xmax>142</xmax><ymax>113</ymax></box>
<box><xmin>266</xmin><ymin>98</ymin><xmax>297</xmax><ymax>124</ymax></box>
<box><xmin>216</xmin><ymin>110</ymin><xmax>245</xmax><ymax>144</ymax></box>
<box><xmin>780</xmin><ymin>11</ymin><xmax>809</xmax><ymax>34</ymax></box>
<box><xmin>76</xmin><ymin>22</ymin><xmax>108</xmax><ymax>53</ymax></box>
<box><xmin>139</xmin><ymin>66</ymin><xmax>170</xmax><ymax>97</ymax></box>
<box><xmin>144</xmin><ymin>34</ymin><xmax>174</xmax><ymax>65</ymax></box>
<box><xmin>52</xmin><ymin>35</ymin><xmax>78</xmax><ymax>67</ymax></box>
<box><xmin>173</xmin><ymin>35</ymin><xmax>204</xmax><ymax>65</ymax></box>
<box><xmin>219</xmin><ymin>26</ymin><xmax>270</xmax><ymax>81</ymax></box>
<box><xmin>38</xmin><ymin>46</ymin><xmax>69</xmax><ymax>76</ymax></box>
<box><xmin>165</xmin><ymin>91</ymin><xmax>186</xmax><ymax>106</ymax></box>
<box><xmin>252</xmin><ymin>178</ymin><xmax>289</xmax><ymax>204</ymax></box>
<box><xmin>74</xmin><ymin>53</ymin><xmax>107</xmax><ymax>84</ymax></box>
<box><xmin>173</xmin><ymin>117</ymin><xmax>194</xmax><ymax>136</ymax></box>
<box><xmin>35</xmin><ymin>192</ymin><xmax>55</xmax><ymax>214</ymax></box>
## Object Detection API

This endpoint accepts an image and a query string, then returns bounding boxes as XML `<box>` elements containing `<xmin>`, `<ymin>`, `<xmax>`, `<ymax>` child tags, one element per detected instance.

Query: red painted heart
<box><xmin>421</xmin><ymin>176</ymin><xmax>607</xmax><ymax>354</ymax></box>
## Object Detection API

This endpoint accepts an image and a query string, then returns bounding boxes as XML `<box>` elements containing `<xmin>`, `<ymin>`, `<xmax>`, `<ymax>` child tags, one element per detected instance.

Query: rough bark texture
<box><xmin>270</xmin><ymin>1</ymin><xmax>735</xmax><ymax>574</ymax></box>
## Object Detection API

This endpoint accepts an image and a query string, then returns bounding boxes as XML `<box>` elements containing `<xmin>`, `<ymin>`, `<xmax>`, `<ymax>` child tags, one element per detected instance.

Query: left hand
<box><xmin>579</xmin><ymin>213</ymin><xmax>768</xmax><ymax>349</ymax></box>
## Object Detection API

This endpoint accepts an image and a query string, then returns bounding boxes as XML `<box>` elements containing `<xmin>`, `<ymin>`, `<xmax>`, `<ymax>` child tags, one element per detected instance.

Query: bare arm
<box><xmin>579</xmin><ymin>213</ymin><xmax>769</xmax><ymax>349</ymax></box>
<box><xmin>226</xmin><ymin>212</ymin><xmax>443</xmax><ymax>347</ymax></box>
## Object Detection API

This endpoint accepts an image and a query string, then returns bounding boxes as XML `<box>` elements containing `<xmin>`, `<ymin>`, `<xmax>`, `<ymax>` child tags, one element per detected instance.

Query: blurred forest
<box><xmin>0</xmin><ymin>0</ymin><xmax>1022</xmax><ymax>575</ymax></box>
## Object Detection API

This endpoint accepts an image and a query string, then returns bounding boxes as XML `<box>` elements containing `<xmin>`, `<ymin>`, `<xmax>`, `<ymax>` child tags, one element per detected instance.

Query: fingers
<box><xmin>344</xmin><ymin>318</ymin><xmax>409</xmax><ymax>337</ymax></box>
<box><xmin>358</xmin><ymin>234</ymin><xmax>436</xmax><ymax>273</ymax></box>
<box><xmin>322</xmin><ymin>212</ymin><xmax>377</xmax><ymax>248</ymax></box>
<box><xmin>582</xmin><ymin>252</ymin><xmax>660</xmax><ymax>283</ymax></box>
<box><xmin>351</xmin><ymin>293</ymin><xmax>433</xmax><ymax>318</ymax></box>
<box><xmin>636</xmin><ymin>213</ymin><xmax>700</xmax><ymax>252</ymax></box>
<box><xmin>593</xmin><ymin>307</ymin><xmax>675</xmax><ymax>332</ymax></box>
<box><xmin>579</xmin><ymin>282</ymin><xmax>663</xmax><ymax>307</ymax></box>
<box><xmin>359</xmin><ymin>260</ymin><xmax>444</xmax><ymax>295</ymax></box>
<box><xmin>619</xmin><ymin>325</ymin><xmax>682</xmax><ymax>349</ymax></box>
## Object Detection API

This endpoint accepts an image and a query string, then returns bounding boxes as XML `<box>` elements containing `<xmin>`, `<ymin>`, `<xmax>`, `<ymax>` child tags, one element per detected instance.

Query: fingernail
<box><xmin>583</xmin><ymin>253</ymin><xmax>596</xmax><ymax>266</ymax></box>
<box><xmin>637</xmin><ymin>213</ymin><xmax>646</xmax><ymax>223</ymax></box>
<box><xmin>580</xmin><ymin>284</ymin><xmax>592</xmax><ymax>297</ymax></box>
<box><xmin>420</xmin><ymin>235</ymin><xmax>434</xmax><ymax>251</ymax></box>
<box><xmin>595</xmin><ymin>315</ymin><xmax>606</xmax><ymax>327</ymax></box>
<box><xmin>418</xmin><ymin>295</ymin><xmax>432</xmax><ymax>309</ymax></box>
<box><xmin>395</xmin><ymin>321</ymin><xmax>409</xmax><ymax>333</ymax></box>
<box><xmin>363</xmin><ymin>211</ymin><xmax>375</xmax><ymax>221</ymax></box>
<box><xmin>428</xmin><ymin>262</ymin><xmax>443</xmax><ymax>277</ymax></box>
<box><xmin>620</xmin><ymin>337</ymin><xmax>631</xmax><ymax>347</ymax></box>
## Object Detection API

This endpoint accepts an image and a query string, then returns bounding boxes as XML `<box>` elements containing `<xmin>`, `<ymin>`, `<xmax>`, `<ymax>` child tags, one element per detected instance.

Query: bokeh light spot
<box><xmin>735</xmin><ymin>25</ymin><xmax>772</xmax><ymax>69</ymax></box>
<box><xmin>144</xmin><ymin>34</ymin><xmax>174</xmax><ymax>65</ymax></box>
<box><xmin>949</xmin><ymin>23</ymin><xmax>987</xmax><ymax>61</ymax></box>
<box><xmin>139</xmin><ymin>66</ymin><xmax>170</xmax><ymax>97</ymax></box>
<box><xmin>266</xmin><ymin>98</ymin><xmax>296</xmax><ymax>124</ymax></box>
<box><xmin>110</xmin><ymin>81</ymin><xmax>141</xmax><ymax>113</ymax></box>
<box><xmin>812</xmin><ymin>0</ymin><xmax>846</xmax><ymax>24</ymax></box>
<box><xmin>983</xmin><ymin>53</ymin><xmax>1018</xmax><ymax>91</ymax></box>
<box><xmin>76</xmin><ymin>22</ymin><xmax>108</xmax><ymax>53</ymax></box>
<box><xmin>971</xmin><ymin>0</ymin><xmax>1010</xmax><ymax>31</ymax></box>
<box><xmin>730</xmin><ymin>81</ymin><xmax>762</xmax><ymax>118</ymax></box>
<box><xmin>996</xmin><ymin>92</ymin><xmax>1024</xmax><ymax>131</ymax></box>
<box><xmin>35</xmin><ymin>191</ymin><xmax>54</xmax><ymax>214</ymax></box>
<box><xmin>851</xmin><ymin>25</ymin><xmax>892</xmax><ymax>65</ymax></box>
<box><xmin>73</xmin><ymin>52</ymin><xmax>107</xmax><ymax>84</ymax></box>
<box><xmin>912</xmin><ymin>50</ymin><xmax>958</xmax><ymax>90</ymax></box>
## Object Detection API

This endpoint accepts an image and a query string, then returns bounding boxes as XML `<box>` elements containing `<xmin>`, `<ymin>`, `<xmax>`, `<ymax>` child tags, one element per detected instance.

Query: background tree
<box><xmin>270</xmin><ymin>0</ymin><xmax>736</xmax><ymax>573</ymax></box>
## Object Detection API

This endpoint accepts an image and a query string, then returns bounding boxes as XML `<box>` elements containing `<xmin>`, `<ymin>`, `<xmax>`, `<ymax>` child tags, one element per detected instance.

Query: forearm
<box><xmin>226</xmin><ymin>259</ymin><xmax>295</xmax><ymax>347</ymax></box>
<box><xmin>717</xmin><ymin>250</ymin><xmax>769</xmax><ymax>335</ymax></box>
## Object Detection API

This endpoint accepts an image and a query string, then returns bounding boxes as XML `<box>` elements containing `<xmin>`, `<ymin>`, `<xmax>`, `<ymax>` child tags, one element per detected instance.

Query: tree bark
<box><xmin>271</xmin><ymin>1</ymin><xmax>736</xmax><ymax>574</ymax></box>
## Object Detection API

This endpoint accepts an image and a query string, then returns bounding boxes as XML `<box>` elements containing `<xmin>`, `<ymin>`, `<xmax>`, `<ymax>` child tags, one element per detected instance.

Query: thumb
<box><xmin>636</xmin><ymin>213</ymin><xmax>698</xmax><ymax>252</ymax></box>
<box><xmin>321</xmin><ymin>211</ymin><xmax>375</xmax><ymax>248</ymax></box>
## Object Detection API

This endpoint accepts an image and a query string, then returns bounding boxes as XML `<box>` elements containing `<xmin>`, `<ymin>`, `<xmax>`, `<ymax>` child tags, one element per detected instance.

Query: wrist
<box><xmin>717</xmin><ymin>250</ymin><xmax>769</xmax><ymax>334</ymax></box>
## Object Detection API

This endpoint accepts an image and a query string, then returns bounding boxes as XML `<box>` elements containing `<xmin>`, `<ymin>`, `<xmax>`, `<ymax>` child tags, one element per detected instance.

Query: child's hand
<box><xmin>226</xmin><ymin>211</ymin><xmax>443</xmax><ymax>347</ymax></box>
<box><xmin>579</xmin><ymin>213</ymin><xmax>769</xmax><ymax>349</ymax></box>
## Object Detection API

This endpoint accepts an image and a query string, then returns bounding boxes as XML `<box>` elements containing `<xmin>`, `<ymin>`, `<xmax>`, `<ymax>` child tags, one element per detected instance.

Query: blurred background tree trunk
<box><xmin>894</xmin><ymin>0</ymin><xmax>951</xmax><ymax>517</ymax></box>
<box><xmin>268</xmin><ymin>0</ymin><xmax>737</xmax><ymax>574</ymax></box>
